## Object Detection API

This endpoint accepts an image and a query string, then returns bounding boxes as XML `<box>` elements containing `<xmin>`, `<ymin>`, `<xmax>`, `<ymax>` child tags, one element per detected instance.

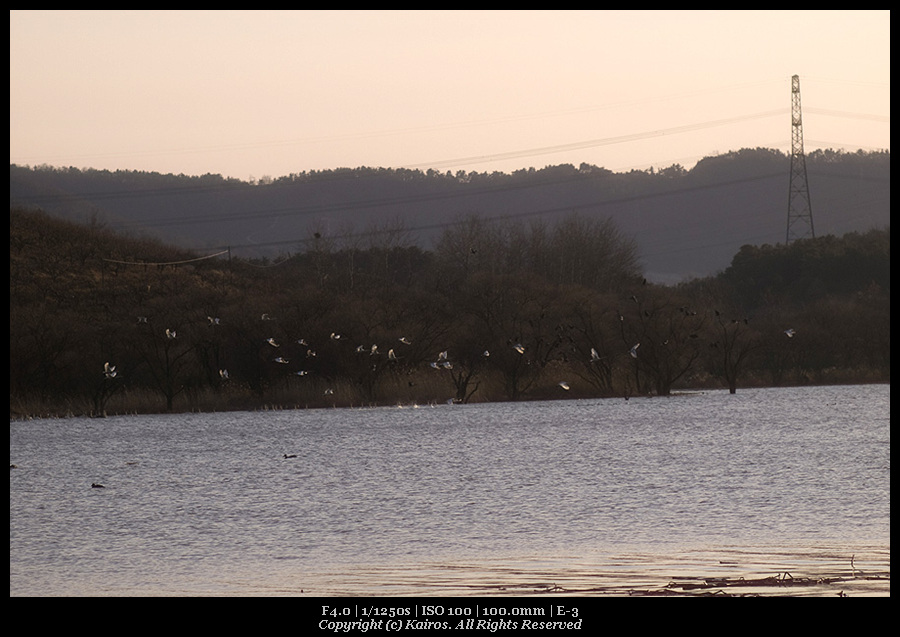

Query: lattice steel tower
<box><xmin>786</xmin><ymin>74</ymin><xmax>815</xmax><ymax>243</ymax></box>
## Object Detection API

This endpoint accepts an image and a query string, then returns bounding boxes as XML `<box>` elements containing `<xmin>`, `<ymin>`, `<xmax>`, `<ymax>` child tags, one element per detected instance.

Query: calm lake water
<box><xmin>10</xmin><ymin>384</ymin><xmax>890</xmax><ymax>597</ymax></box>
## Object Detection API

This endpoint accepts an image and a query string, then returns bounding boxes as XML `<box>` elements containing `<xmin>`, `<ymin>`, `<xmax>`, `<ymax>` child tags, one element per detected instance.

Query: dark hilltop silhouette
<box><xmin>9</xmin><ymin>148</ymin><xmax>889</xmax><ymax>283</ymax></box>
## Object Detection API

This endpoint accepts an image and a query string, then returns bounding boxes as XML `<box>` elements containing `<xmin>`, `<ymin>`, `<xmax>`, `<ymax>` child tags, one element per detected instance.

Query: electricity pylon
<box><xmin>786</xmin><ymin>74</ymin><xmax>815</xmax><ymax>243</ymax></box>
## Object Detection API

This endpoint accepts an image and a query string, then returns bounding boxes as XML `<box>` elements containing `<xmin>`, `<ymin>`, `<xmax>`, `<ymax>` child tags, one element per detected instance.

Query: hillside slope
<box><xmin>10</xmin><ymin>148</ymin><xmax>890</xmax><ymax>282</ymax></box>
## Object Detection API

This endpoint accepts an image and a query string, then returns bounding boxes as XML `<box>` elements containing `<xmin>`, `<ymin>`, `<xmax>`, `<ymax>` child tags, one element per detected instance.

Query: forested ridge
<box><xmin>9</xmin><ymin>148</ymin><xmax>891</xmax><ymax>283</ymax></box>
<box><xmin>10</xmin><ymin>206</ymin><xmax>889</xmax><ymax>418</ymax></box>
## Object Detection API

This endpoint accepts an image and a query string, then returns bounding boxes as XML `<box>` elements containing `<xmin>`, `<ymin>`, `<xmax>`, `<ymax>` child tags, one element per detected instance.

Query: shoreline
<box><xmin>10</xmin><ymin>380</ymin><xmax>891</xmax><ymax>422</ymax></box>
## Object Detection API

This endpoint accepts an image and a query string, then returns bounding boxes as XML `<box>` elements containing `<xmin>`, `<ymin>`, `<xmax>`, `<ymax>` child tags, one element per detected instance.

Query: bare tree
<box><xmin>619</xmin><ymin>289</ymin><xmax>705</xmax><ymax>396</ymax></box>
<box><xmin>707</xmin><ymin>311</ymin><xmax>762</xmax><ymax>393</ymax></box>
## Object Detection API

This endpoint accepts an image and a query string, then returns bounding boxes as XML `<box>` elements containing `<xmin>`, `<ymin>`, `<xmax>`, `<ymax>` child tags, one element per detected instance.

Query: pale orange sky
<box><xmin>9</xmin><ymin>10</ymin><xmax>890</xmax><ymax>181</ymax></box>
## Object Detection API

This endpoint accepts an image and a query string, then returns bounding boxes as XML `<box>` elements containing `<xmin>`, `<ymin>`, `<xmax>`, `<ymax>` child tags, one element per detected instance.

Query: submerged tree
<box><xmin>706</xmin><ymin>311</ymin><xmax>762</xmax><ymax>394</ymax></box>
<box><xmin>618</xmin><ymin>288</ymin><xmax>706</xmax><ymax>396</ymax></box>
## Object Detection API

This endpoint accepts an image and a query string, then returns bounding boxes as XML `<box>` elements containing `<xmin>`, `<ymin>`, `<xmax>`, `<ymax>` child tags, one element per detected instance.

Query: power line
<box><xmin>804</xmin><ymin>107</ymin><xmax>890</xmax><ymax>123</ymax></box>
<box><xmin>400</xmin><ymin>109</ymin><xmax>788</xmax><ymax>170</ymax></box>
<box><xmin>216</xmin><ymin>172</ymin><xmax>789</xmax><ymax>253</ymax></box>
<box><xmin>12</xmin><ymin>108</ymin><xmax>790</xmax><ymax>211</ymax></box>
<box><xmin>13</xmin><ymin>102</ymin><xmax>885</xmax><ymax>213</ymax></box>
<box><xmin>12</xmin><ymin>89</ymin><xmax>886</xmax><ymax>263</ymax></box>
<box><xmin>10</xmin><ymin>78</ymin><xmax>785</xmax><ymax>168</ymax></box>
<box><xmin>102</xmin><ymin>250</ymin><xmax>229</xmax><ymax>267</ymax></box>
<box><xmin>13</xmin><ymin>109</ymin><xmax>797</xmax><ymax>233</ymax></box>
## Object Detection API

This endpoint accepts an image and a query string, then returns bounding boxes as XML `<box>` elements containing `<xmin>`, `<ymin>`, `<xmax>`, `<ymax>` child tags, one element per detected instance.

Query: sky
<box><xmin>9</xmin><ymin>10</ymin><xmax>891</xmax><ymax>181</ymax></box>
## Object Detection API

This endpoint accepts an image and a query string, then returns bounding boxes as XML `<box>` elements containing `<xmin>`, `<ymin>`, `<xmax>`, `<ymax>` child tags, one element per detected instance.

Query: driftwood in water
<box><xmin>630</xmin><ymin>570</ymin><xmax>889</xmax><ymax>597</ymax></box>
<box><xmin>672</xmin><ymin>571</ymin><xmax>820</xmax><ymax>590</ymax></box>
<box><xmin>504</xmin><ymin>567</ymin><xmax>890</xmax><ymax>597</ymax></box>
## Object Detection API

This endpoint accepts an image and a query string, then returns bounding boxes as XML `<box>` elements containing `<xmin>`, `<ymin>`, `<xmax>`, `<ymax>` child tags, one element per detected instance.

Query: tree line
<box><xmin>9</xmin><ymin>207</ymin><xmax>890</xmax><ymax>417</ymax></box>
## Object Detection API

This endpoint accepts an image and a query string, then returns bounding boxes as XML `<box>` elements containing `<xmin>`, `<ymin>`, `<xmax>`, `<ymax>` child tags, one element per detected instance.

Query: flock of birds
<box><xmin>80</xmin><ymin>313</ymin><xmax>801</xmax><ymax>489</ymax></box>
<box><xmin>103</xmin><ymin>311</ymin><xmax>799</xmax><ymax>398</ymax></box>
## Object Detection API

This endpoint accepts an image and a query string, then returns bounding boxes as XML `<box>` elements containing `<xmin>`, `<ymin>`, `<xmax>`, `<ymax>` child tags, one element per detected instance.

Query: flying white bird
<box><xmin>784</xmin><ymin>328</ymin><xmax>796</xmax><ymax>338</ymax></box>
<box><xmin>274</xmin><ymin>357</ymin><xmax>289</xmax><ymax>364</ymax></box>
<box><xmin>558</xmin><ymin>381</ymin><xmax>570</xmax><ymax>391</ymax></box>
<box><xmin>629</xmin><ymin>343</ymin><xmax>640</xmax><ymax>358</ymax></box>
<box><xmin>207</xmin><ymin>316</ymin><xmax>220</xmax><ymax>325</ymax></box>
<box><xmin>399</xmin><ymin>337</ymin><xmax>412</xmax><ymax>345</ymax></box>
<box><xmin>330</xmin><ymin>332</ymin><xmax>342</xmax><ymax>341</ymax></box>
<box><xmin>388</xmin><ymin>349</ymin><xmax>397</xmax><ymax>360</ymax></box>
<box><xmin>513</xmin><ymin>343</ymin><xmax>525</xmax><ymax>355</ymax></box>
<box><xmin>103</xmin><ymin>362</ymin><xmax>117</xmax><ymax>378</ymax></box>
<box><xmin>165</xmin><ymin>329</ymin><xmax>177</xmax><ymax>339</ymax></box>
<box><xmin>591</xmin><ymin>348</ymin><xmax>602</xmax><ymax>362</ymax></box>
<box><xmin>219</xmin><ymin>369</ymin><xmax>229</xmax><ymax>379</ymax></box>
<box><xmin>267</xmin><ymin>338</ymin><xmax>280</xmax><ymax>347</ymax></box>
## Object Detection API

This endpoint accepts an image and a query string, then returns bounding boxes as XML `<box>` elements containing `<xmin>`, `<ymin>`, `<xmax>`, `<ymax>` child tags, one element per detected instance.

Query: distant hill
<box><xmin>9</xmin><ymin>148</ymin><xmax>890</xmax><ymax>283</ymax></box>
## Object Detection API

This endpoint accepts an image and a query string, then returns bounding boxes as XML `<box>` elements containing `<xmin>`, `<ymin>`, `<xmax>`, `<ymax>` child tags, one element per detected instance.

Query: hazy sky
<box><xmin>10</xmin><ymin>10</ymin><xmax>890</xmax><ymax>181</ymax></box>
